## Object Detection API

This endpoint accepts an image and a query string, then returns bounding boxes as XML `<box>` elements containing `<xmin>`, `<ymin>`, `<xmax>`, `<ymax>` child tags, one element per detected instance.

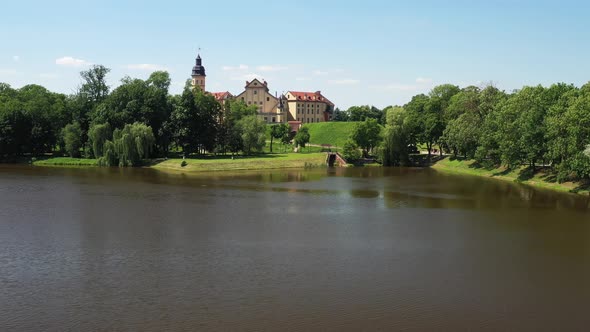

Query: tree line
<box><xmin>0</xmin><ymin>65</ymin><xmax>298</xmax><ymax>165</ymax></box>
<box><xmin>376</xmin><ymin>82</ymin><xmax>590</xmax><ymax>183</ymax></box>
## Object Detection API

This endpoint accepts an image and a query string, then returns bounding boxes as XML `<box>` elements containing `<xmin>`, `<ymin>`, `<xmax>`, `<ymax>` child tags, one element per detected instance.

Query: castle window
<box><xmin>267</xmin><ymin>97</ymin><xmax>270</xmax><ymax>102</ymax></box>
<box><xmin>241</xmin><ymin>97</ymin><xmax>244</xmax><ymax>101</ymax></box>
<box><xmin>254</xmin><ymin>90</ymin><xmax>257</xmax><ymax>94</ymax></box>
<box><xmin>272</xmin><ymin>117</ymin><xmax>276</xmax><ymax>122</ymax></box>
<box><xmin>248</xmin><ymin>101</ymin><xmax>251</xmax><ymax>104</ymax></box>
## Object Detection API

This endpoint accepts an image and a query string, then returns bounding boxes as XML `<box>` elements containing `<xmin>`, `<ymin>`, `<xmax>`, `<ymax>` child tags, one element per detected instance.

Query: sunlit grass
<box><xmin>432</xmin><ymin>158</ymin><xmax>590</xmax><ymax>195</ymax></box>
<box><xmin>152</xmin><ymin>153</ymin><xmax>327</xmax><ymax>172</ymax></box>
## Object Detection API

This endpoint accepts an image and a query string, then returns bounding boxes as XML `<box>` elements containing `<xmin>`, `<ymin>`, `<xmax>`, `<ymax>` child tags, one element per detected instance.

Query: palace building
<box><xmin>190</xmin><ymin>53</ymin><xmax>334</xmax><ymax>124</ymax></box>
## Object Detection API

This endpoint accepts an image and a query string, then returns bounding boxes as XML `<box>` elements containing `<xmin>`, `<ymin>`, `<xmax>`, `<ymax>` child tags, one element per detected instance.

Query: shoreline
<box><xmin>431</xmin><ymin>158</ymin><xmax>590</xmax><ymax>196</ymax></box>
<box><xmin>15</xmin><ymin>155</ymin><xmax>590</xmax><ymax>196</ymax></box>
<box><xmin>26</xmin><ymin>153</ymin><xmax>327</xmax><ymax>173</ymax></box>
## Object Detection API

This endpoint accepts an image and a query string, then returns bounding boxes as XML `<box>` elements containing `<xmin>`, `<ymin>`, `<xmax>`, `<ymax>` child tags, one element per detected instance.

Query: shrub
<box><xmin>342</xmin><ymin>140</ymin><xmax>362</xmax><ymax>163</ymax></box>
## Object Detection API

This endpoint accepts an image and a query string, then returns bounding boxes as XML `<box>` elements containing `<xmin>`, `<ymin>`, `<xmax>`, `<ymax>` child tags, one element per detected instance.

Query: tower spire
<box><xmin>191</xmin><ymin>49</ymin><xmax>206</xmax><ymax>91</ymax></box>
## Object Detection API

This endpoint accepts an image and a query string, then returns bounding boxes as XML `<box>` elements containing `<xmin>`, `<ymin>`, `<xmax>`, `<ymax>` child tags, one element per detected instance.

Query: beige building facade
<box><xmin>285</xmin><ymin>91</ymin><xmax>334</xmax><ymax>123</ymax></box>
<box><xmin>234</xmin><ymin>79</ymin><xmax>286</xmax><ymax>123</ymax></box>
<box><xmin>190</xmin><ymin>54</ymin><xmax>334</xmax><ymax>125</ymax></box>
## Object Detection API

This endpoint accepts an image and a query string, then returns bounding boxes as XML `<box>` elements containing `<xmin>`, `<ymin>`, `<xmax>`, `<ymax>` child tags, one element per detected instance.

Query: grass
<box><xmin>151</xmin><ymin>152</ymin><xmax>327</xmax><ymax>172</ymax></box>
<box><xmin>303</xmin><ymin>122</ymin><xmax>360</xmax><ymax>148</ymax></box>
<box><xmin>32</xmin><ymin>157</ymin><xmax>98</xmax><ymax>166</ymax></box>
<box><xmin>432</xmin><ymin>157</ymin><xmax>590</xmax><ymax>195</ymax></box>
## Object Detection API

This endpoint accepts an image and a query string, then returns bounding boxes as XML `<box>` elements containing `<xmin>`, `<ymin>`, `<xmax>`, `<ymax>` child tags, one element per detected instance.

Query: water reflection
<box><xmin>2</xmin><ymin>164</ymin><xmax>590</xmax><ymax>331</ymax></box>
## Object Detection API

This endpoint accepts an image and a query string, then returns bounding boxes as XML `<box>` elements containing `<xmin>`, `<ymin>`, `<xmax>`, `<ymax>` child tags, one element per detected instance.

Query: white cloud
<box><xmin>12</xmin><ymin>55</ymin><xmax>20</xmax><ymax>62</ymax></box>
<box><xmin>55</xmin><ymin>56</ymin><xmax>91</xmax><ymax>67</ymax></box>
<box><xmin>125</xmin><ymin>63</ymin><xmax>168</xmax><ymax>71</ymax></box>
<box><xmin>313</xmin><ymin>70</ymin><xmax>328</xmax><ymax>76</ymax></box>
<box><xmin>328</xmin><ymin>79</ymin><xmax>359</xmax><ymax>85</ymax></box>
<box><xmin>222</xmin><ymin>64</ymin><xmax>248</xmax><ymax>71</ymax></box>
<box><xmin>416</xmin><ymin>77</ymin><xmax>433</xmax><ymax>84</ymax></box>
<box><xmin>256</xmin><ymin>65</ymin><xmax>288</xmax><ymax>72</ymax></box>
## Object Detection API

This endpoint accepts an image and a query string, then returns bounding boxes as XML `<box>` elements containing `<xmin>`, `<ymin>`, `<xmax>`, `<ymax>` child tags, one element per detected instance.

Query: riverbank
<box><xmin>29</xmin><ymin>153</ymin><xmax>327</xmax><ymax>172</ymax></box>
<box><xmin>152</xmin><ymin>153</ymin><xmax>326</xmax><ymax>172</ymax></box>
<box><xmin>32</xmin><ymin>157</ymin><xmax>98</xmax><ymax>166</ymax></box>
<box><xmin>432</xmin><ymin>158</ymin><xmax>590</xmax><ymax>195</ymax></box>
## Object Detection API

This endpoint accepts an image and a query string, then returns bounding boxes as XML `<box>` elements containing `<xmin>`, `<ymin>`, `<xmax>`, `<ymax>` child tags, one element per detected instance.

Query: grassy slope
<box><xmin>304</xmin><ymin>122</ymin><xmax>359</xmax><ymax>148</ymax></box>
<box><xmin>152</xmin><ymin>153</ymin><xmax>326</xmax><ymax>172</ymax></box>
<box><xmin>432</xmin><ymin>158</ymin><xmax>589</xmax><ymax>195</ymax></box>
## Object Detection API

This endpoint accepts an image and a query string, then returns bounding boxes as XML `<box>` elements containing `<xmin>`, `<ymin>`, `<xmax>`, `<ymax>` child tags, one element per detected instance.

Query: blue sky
<box><xmin>1</xmin><ymin>0</ymin><xmax>589</xmax><ymax>109</ymax></box>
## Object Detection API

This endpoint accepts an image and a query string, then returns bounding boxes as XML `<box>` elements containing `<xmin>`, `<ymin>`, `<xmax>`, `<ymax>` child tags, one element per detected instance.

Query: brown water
<box><xmin>1</xmin><ymin>165</ymin><xmax>590</xmax><ymax>331</ymax></box>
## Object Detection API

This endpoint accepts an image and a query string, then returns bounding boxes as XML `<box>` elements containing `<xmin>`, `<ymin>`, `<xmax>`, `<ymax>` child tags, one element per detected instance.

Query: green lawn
<box><xmin>152</xmin><ymin>153</ymin><xmax>327</xmax><ymax>172</ymax></box>
<box><xmin>33</xmin><ymin>157</ymin><xmax>98</xmax><ymax>166</ymax></box>
<box><xmin>432</xmin><ymin>157</ymin><xmax>590</xmax><ymax>195</ymax></box>
<box><xmin>303</xmin><ymin>122</ymin><xmax>360</xmax><ymax>148</ymax></box>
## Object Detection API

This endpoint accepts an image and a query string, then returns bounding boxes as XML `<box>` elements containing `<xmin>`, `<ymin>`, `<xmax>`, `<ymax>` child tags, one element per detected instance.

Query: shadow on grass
<box><xmin>516</xmin><ymin>166</ymin><xmax>535</xmax><ymax>182</ymax></box>
<box><xmin>462</xmin><ymin>158</ymin><xmax>506</xmax><ymax>174</ymax></box>
<box><xmin>571</xmin><ymin>180</ymin><xmax>590</xmax><ymax>194</ymax></box>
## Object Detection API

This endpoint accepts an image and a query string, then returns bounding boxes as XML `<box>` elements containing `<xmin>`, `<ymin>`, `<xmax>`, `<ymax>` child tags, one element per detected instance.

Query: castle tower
<box><xmin>191</xmin><ymin>53</ymin><xmax>206</xmax><ymax>91</ymax></box>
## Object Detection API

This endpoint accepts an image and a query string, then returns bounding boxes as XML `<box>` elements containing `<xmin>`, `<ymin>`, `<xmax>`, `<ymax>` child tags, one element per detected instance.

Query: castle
<box><xmin>190</xmin><ymin>53</ymin><xmax>334</xmax><ymax>126</ymax></box>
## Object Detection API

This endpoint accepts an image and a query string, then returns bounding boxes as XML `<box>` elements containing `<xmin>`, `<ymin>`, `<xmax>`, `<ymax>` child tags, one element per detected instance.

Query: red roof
<box><xmin>288</xmin><ymin>91</ymin><xmax>334</xmax><ymax>105</ymax></box>
<box><xmin>211</xmin><ymin>91</ymin><xmax>233</xmax><ymax>101</ymax></box>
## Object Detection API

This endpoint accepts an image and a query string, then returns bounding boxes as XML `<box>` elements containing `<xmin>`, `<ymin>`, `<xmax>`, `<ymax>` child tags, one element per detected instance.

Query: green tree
<box><xmin>88</xmin><ymin>123</ymin><xmax>112</xmax><ymax>159</ymax></box>
<box><xmin>62</xmin><ymin>122</ymin><xmax>83</xmax><ymax>157</ymax></box>
<box><xmin>294</xmin><ymin>127</ymin><xmax>311</xmax><ymax>150</ymax></box>
<box><xmin>351</xmin><ymin>118</ymin><xmax>382</xmax><ymax>157</ymax></box>
<box><xmin>80</xmin><ymin>65</ymin><xmax>110</xmax><ymax>106</ymax></box>
<box><xmin>238</xmin><ymin>115</ymin><xmax>266</xmax><ymax>155</ymax></box>
<box><xmin>382</xmin><ymin>106</ymin><xmax>412</xmax><ymax>166</ymax></box>
<box><xmin>342</xmin><ymin>140</ymin><xmax>362</xmax><ymax>163</ymax></box>
<box><xmin>169</xmin><ymin>86</ymin><xmax>221</xmax><ymax>154</ymax></box>
<box><xmin>332</xmin><ymin>107</ymin><xmax>349</xmax><ymax>121</ymax></box>
<box><xmin>269</xmin><ymin>123</ymin><xmax>290</xmax><ymax>153</ymax></box>
<box><xmin>110</xmin><ymin>122</ymin><xmax>155</xmax><ymax>166</ymax></box>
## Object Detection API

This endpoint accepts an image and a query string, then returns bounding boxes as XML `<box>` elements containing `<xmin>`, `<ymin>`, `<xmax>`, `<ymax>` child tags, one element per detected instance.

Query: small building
<box><xmin>285</xmin><ymin>91</ymin><xmax>334</xmax><ymax>123</ymax></box>
<box><xmin>234</xmin><ymin>79</ymin><xmax>286</xmax><ymax>123</ymax></box>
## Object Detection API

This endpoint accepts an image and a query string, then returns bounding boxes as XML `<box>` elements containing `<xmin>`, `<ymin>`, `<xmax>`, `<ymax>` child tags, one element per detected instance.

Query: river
<box><xmin>1</xmin><ymin>165</ymin><xmax>590</xmax><ymax>331</ymax></box>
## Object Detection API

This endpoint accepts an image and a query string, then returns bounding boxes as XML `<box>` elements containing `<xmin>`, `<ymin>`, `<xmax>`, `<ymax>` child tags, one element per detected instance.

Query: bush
<box><xmin>342</xmin><ymin>140</ymin><xmax>362</xmax><ymax>163</ymax></box>
<box><xmin>181</xmin><ymin>160</ymin><xmax>187</xmax><ymax>167</ymax></box>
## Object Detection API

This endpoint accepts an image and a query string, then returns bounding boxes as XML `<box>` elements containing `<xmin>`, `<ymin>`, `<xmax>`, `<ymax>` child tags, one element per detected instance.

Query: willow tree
<box><xmin>113</xmin><ymin>122</ymin><xmax>155</xmax><ymax>166</ymax></box>
<box><xmin>382</xmin><ymin>106</ymin><xmax>411</xmax><ymax>166</ymax></box>
<box><xmin>88</xmin><ymin>123</ymin><xmax>112</xmax><ymax>158</ymax></box>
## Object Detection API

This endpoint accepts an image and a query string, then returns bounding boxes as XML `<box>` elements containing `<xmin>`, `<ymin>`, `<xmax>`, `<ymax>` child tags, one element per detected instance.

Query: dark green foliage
<box><xmin>342</xmin><ymin>140</ymin><xmax>362</xmax><ymax>163</ymax></box>
<box><xmin>294</xmin><ymin>127</ymin><xmax>311</xmax><ymax>150</ymax></box>
<box><xmin>238</xmin><ymin>115</ymin><xmax>266</xmax><ymax>155</ymax></box>
<box><xmin>382</xmin><ymin>106</ymin><xmax>411</xmax><ymax>166</ymax></box>
<box><xmin>62</xmin><ymin>122</ymin><xmax>83</xmax><ymax>157</ymax></box>
<box><xmin>351</xmin><ymin>118</ymin><xmax>382</xmax><ymax>157</ymax></box>
<box><xmin>347</xmin><ymin>105</ymin><xmax>383</xmax><ymax>123</ymax></box>
<box><xmin>88</xmin><ymin>123</ymin><xmax>112</xmax><ymax>159</ymax></box>
<box><xmin>332</xmin><ymin>107</ymin><xmax>349</xmax><ymax>121</ymax></box>
<box><xmin>269</xmin><ymin>123</ymin><xmax>290</xmax><ymax>153</ymax></box>
<box><xmin>169</xmin><ymin>86</ymin><xmax>221</xmax><ymax>154</ymax></box>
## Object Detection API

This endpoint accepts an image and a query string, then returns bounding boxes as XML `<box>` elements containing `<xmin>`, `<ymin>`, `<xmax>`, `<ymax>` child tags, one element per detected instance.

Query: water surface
<box><xmin>1</xmin><ymin>165</ymin><xmax>590</xmax><ymax>331</ymax></box>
